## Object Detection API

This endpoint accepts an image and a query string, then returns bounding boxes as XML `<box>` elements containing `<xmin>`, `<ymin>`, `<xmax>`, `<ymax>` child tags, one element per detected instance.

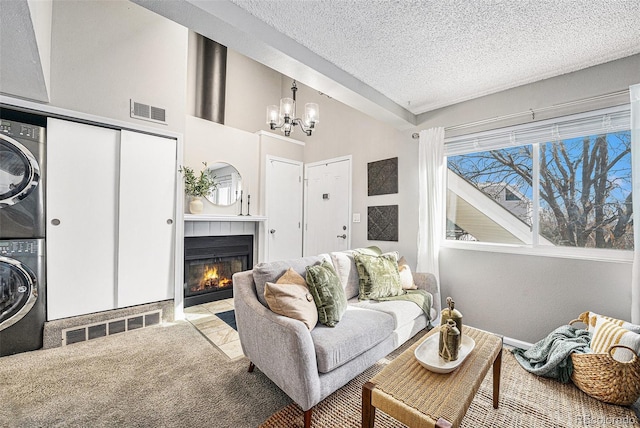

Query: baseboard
<box><xmin>503</xmin><ymin>336</ymin><xmax>533</xmax><ymax>350</ymax></box>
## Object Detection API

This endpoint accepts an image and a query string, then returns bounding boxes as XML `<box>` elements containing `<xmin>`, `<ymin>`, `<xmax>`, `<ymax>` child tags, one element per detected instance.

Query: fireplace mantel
<box><xmin>184</xmin><ymin>214</ymin><xmax>267</xmax><ymax>222</ymax></box>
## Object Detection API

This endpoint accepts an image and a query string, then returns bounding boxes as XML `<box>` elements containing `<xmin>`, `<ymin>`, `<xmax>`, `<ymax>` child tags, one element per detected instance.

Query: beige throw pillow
<box><xmin>277</xmin><ymin>267</ymin><xmax>308</xmax><ymax>287</ymax></box>
<box><xmin>263</xmin><ymin>267</ymin><xmax>318</xmax><ymax>330</ymax></box>
<box><xmin>397</xmin><ymin>256</ymin><xmax>417</xmax><ymax>290</ymax></box>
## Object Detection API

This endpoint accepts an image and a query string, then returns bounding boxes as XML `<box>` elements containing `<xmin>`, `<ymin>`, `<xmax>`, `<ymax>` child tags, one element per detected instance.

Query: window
<box><xmin>445</xmin><ymin>105</ymin><xmax>633</xmax><ymax>257</ymax></box>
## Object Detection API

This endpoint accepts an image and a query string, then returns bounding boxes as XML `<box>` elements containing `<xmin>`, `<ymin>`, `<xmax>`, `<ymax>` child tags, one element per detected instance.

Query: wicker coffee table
<box><xmin>362</xmin><ymin>326</ymin><xmax>503</xmax><ymax>428</ymax></box>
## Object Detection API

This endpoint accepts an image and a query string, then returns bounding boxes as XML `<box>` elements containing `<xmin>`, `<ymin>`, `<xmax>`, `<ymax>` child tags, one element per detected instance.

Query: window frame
<box><xmin>441</xmin><ymin>104</ymin><xmax>634</xmax><ymax>263</ymax></box>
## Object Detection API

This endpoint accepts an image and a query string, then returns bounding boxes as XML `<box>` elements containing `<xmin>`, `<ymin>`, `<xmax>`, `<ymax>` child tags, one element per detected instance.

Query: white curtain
<box><xmin>631</xmin><ymin>84</ymin><xmax>640</xmax><ymax>323</ymax></box>
<box><xmin>417</xmin><ymin>128</ymin><xmax>445</xmax><ymax>290</ymax></box>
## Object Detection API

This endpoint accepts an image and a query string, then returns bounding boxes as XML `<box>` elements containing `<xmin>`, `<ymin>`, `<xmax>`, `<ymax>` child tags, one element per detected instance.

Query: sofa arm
<box><xmin>412</xmin><ymin>272</ymin><xmax>441</xmax><ymax>317</ymax></box>
<box><xmin>232</xmin><ymin>270</ymin><xmax>322</xmax><ymax>411</ymax></box>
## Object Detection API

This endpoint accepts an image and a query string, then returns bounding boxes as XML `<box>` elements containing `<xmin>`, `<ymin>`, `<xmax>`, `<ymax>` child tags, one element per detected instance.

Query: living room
<box><xmin>1</xmin><ymin>1</ymin><xmax>639</xmax><ymax>427</ymax></box>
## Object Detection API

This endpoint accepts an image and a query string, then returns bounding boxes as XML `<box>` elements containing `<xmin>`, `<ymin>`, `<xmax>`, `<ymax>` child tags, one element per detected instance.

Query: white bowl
<box><xmin>414</xmin><ymin>333</ymin><xmax>476</xmax><ymax>373</ymax></box>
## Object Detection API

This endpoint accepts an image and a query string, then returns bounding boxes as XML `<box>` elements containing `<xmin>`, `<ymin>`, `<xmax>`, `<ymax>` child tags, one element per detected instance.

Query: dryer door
<box><xmin>0</xmin><ymin>133</ymin><xmax>41</xmax><ymax>208</ymax></box>
<box><xmin>0</xmin><ymin>256</ymin><xmax>37</xmax><ymax>331</ymax></box>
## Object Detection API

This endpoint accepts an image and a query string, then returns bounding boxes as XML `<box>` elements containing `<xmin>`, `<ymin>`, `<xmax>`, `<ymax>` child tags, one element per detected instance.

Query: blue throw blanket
<box><xmin>512</xmin><ymin>325</ymin><xmax>591</xmax><ymax>383</ymax></box>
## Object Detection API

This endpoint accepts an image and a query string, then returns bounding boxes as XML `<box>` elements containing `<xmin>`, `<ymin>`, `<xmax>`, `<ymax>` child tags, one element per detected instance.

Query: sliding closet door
<box><xmin>117</xmin><ymin>130</ymin><xmax>177</xmax><ymax>308</ymax></box>
<box><xmin>46</xmin><ymin>118</ymin><xmax>119</xmax><ymax>320</ymax></box>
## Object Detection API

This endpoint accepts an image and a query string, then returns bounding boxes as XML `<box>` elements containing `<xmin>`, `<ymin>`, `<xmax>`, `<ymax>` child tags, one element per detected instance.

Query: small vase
<box><xmin>189</xmin><ymin>197</ymin><xmax>204</xmax><ymax>214</ymax></box>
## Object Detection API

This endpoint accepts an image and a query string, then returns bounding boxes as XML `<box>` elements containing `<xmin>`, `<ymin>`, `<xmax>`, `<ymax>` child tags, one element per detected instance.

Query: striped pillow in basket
<box><xmin>590</xmin><ymin>317</ymin><xmax>640</xmax><ymax>362</ymax></box>
<box><xmin>578</xmin><ymin>311</ymin><xmax>640</xmax><ymax>334</ymax></box>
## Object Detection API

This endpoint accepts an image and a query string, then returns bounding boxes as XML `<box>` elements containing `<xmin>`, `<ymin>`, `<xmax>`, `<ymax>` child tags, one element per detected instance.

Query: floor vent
<box><xmin>130</xmin><ymin>99</ymin><xmax>167</xmax><ymax>124</ymax></box>
<box><xmin>61</xmin><ymin>310</ymin><xmax>162</xmax><ymax>346</ymax></box>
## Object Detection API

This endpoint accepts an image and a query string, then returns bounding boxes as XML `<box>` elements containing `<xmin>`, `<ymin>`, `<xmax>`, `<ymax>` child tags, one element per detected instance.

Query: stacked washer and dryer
<box><xmin>0</xmin><ymin>111</ymin><xmax>47</xmax><ymax>357</ymax></box>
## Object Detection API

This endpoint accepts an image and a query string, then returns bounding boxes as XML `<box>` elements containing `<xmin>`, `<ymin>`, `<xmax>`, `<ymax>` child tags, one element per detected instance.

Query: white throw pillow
<box><xmin>397</xmin><ymin>256</ymin><xmax>417</xmax><ymax>290</ymax></box>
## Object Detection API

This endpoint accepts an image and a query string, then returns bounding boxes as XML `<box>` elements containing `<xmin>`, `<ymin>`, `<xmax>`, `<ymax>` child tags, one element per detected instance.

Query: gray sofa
<box><xmin>232</xmin><ymin>252</ymin><xmax>440</xmax><ymax>427</ymax></box>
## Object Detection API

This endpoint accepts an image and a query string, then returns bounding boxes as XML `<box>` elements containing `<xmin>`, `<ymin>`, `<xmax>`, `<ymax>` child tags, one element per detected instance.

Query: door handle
<box><xmin>270</xmin><ymin>229</ymin><xmax>276</xmax><ymax>234</ymax></box>
<box><xmin>337</xmin><ymin>234</ymin><xmax>347</xmax><ymax>239</ymax></box>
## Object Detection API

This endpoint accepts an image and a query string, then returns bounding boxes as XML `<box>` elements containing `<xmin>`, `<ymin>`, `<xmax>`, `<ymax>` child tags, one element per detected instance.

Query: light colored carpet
<box><xmin>0</xmin><ymin>321</ymin><xmax>289</xmax><ymax>427</ymax></box>
<box><xmin>3</xmin><ymin>321</ymin><xmax>639</xmax><ymax>428</ymax></box>
<box><xmin>261</xmin><ymin>348</ymin><xmax>640</xmax><ymax>428</ymax></box>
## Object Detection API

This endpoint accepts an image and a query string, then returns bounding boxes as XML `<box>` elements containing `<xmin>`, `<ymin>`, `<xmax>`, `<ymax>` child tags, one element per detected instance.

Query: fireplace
<box><xmin>184</xmin><ymin>235</ymin><xmax>253</xmax><ymax>307</ymax></box>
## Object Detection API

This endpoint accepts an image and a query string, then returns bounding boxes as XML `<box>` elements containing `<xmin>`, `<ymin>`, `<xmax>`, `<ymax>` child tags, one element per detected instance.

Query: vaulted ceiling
<box><xmin>136</xmin><ymin>0</ymin><xmax>640</xmax><ymax>129</ymax></box>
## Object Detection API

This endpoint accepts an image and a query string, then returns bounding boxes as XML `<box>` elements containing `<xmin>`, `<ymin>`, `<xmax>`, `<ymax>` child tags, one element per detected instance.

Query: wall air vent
<box><xmin>61</xmin><ymin>310</ymin><xmax>162</xmax><ymax>346</ymax></box>
<box><xmin>130</xmin><ymin>99</ymin><xmax>167</xmax><ymax>125</ymax></box>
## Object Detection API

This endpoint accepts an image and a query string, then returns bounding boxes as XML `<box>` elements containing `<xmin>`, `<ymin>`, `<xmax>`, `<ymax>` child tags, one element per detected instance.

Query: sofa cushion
<box><xmin>349</xmin><ymin>298</ymin><xmax>426</xmax><ymax>330</ymax></box>
<box><xmin>355</xmin><ymin>252</ymin><xmax>403</xmax><ymax>300</ymax></box>
<box><xmin>329</xmin><ymin>251</ymin><xmax>360</xmax><ymax>300</ymax></box>
<box><xmin>330</xmin><ymin>247</ymin><xmax>389</xmax><ymax>300</ymax></box>
<box><xmin>306</xmin><ymin>261</ymin><xmax>347</xmax><ymax>327</ymax></box>
<box><xmin>310</xmin><ymin>306</ymin><xmax>394</xmax><ymax>373</ymax></box>
<box><xmin>253</xmin><ymin>255</ymin><xmax>329</xmax><ymax>307</ymax></box>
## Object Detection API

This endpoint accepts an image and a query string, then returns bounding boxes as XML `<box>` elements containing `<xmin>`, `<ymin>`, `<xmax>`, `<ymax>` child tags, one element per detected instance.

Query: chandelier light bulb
<box><xmin>304</xmin><ymin>103</ymin><xmax>319</xmax><ymax>126</ymax></box>
<box><xmin>266</xmin><ymin>105</ymin><xmax>279</xmax><ymax>125</ymax></box>
<box><xmin>279</xmin><ymin>97</ymin><xmax>294</xmax><ymax>120</ymax></box>
<box><xmin>266</xmin><ymin>80</ymin><xmax>319</xmax><ymax>136</ymax></box>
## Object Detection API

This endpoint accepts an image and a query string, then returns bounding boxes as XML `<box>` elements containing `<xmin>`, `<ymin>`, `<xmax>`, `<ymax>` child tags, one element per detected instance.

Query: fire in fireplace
<box><xmin>184</xmin><ymin>235</ymin><xmax>253</xmax><ymax>307</ymax></box>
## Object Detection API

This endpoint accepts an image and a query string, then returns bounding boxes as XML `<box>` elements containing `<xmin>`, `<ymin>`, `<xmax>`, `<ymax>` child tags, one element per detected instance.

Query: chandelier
<box><xmin>266</xmin><ymin>80</ymin><xmax>319</xmax><ymax>136</ymax></box>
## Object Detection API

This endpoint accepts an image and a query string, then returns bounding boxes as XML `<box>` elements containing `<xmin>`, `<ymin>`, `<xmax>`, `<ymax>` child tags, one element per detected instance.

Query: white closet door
<box><xmin>265</xmin><ymin>156</ymin><xmax>303</xmax><ymax>262</ymax></box>
<box><xmin>117</xmin><ymin>130</ymin><xmax>176</xmax><ymax>308</ymax></box>
<box><xmin>46</xmin><ymin>118</ymin><xmax>119</xmax><ymax>320</ymax></box>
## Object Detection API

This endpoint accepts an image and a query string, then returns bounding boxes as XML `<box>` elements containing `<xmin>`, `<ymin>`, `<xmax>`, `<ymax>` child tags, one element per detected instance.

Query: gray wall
<box><xmin>440</xmin><ymin>248</ymin><xmax>633</xmax><ymax>343</ymax></box>
<box><xmin>414</xmin><ymin>55</ymin><xmax>639</xmax><ymax>343</ymax></box>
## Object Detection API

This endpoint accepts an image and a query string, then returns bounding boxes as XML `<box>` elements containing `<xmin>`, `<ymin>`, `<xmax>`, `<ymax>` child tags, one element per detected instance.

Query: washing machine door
<box><xmin>0</xmin><ymin>256</ymin><xmax>37</xmax><ymax>331</ymax></box>
<box><xmin>0</xmin><ymin>133</ymin><xmax>41</xmax><ymax>208</ymax></box>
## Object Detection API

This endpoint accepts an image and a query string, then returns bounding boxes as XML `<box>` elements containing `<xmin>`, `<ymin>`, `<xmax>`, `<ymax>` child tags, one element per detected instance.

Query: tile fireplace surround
<box><xmin>183</xmin><ymin>213</ymin><xmax>266</xmax><ymax>245</ymax></box>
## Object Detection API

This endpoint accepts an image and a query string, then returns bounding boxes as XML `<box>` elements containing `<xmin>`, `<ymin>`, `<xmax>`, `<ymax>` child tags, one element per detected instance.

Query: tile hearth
<box><xmin>184</xmin><ymin>299</ymin><xmax>244</xmax><ymax>360</ymax></box>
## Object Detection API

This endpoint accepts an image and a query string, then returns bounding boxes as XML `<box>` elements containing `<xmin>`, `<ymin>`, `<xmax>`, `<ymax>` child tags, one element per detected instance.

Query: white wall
<box><xmin>184</xmin><ymin>115</ymin><xmax>259</xmax><ymax>216</ymax></box>
<box><xmin>48</xmin><ymin>0</ymin><xmax>188</xmax><ymax>133</ymax></box>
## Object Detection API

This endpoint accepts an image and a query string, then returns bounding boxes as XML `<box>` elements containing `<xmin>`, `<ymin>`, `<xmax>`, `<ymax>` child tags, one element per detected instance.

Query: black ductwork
<box><xmin>195</xmin><ymin>35</ymin><xmax>227</xmax><ymax>124</ymax></box>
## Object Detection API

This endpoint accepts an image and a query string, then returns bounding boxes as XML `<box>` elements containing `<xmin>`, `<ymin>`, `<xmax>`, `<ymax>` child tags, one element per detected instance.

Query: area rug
<box><xmin>216</xmin><ymin>310</ymin><xmax>237</xmax><ymax>330</ymax></box>
<box><xmin>261</xmin><ymin>350</ymin><xmax>640</xmax><ymax>428</ymax></box>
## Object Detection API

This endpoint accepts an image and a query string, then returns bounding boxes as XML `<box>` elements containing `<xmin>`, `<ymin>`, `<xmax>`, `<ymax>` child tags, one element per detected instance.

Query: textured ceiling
<box><xmin>229</xmin><ymin>0</ymin><xmax>640</xmax><ymax>115</ymax></box>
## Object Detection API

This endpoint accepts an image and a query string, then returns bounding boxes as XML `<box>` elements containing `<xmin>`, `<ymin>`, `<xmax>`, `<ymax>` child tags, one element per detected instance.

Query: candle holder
<box><xmin>246</xmin><ymin>194</ymin><xmax>251</xmax><ymax>216</ymax></box>
<box><xmin>238</xmin><ymin>190</ymin><xmax>244</xmax><ymax>216</ymax></box>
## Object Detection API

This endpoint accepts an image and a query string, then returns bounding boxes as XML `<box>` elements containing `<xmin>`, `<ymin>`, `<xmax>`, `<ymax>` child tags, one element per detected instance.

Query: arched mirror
<box><xmin>204</xmin><ymin>162</ymin><xmax>243</xmax><ymax>206</ymax></box>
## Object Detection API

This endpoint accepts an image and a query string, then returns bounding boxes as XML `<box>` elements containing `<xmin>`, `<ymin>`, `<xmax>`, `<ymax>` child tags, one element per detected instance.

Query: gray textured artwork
<box><xmin>367</xmin><ymin>157</ymin><xmax>398</xmax><ymax>196</ymax></box>
<box><xmin>367</xmin><ymin>205</ymin><xmax>399</xmax><ymax>241</ymax></box>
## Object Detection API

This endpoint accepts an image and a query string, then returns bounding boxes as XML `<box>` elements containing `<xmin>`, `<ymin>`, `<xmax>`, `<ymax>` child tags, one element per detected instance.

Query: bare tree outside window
<box><xmin>447</xmin><ymin>131</ymin><xmax>633</xmax><ymax>250</ymax></box>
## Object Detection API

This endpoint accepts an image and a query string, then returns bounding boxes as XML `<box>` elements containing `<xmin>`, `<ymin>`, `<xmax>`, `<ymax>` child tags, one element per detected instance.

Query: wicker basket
<box><xmin>568</xmin><ymin>319</ymin><xmax>640</xmax><ymax>406</ymax></box>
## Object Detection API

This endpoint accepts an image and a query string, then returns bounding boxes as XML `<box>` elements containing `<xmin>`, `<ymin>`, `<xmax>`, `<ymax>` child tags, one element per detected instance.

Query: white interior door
<box><xmin>303</xmin><ymin>156</ymin><xmax>351</xmax><ymax>256</ymax></box>
<box><xmin>46</xmin><ymin>118</ymin><xmax>119</xmax><ymax>320</ymax></box>
<box><xmin>265</xmin><ymin>156</ymin><xmax>303</xmax><ymax>261</ymax></box>
<box><xmin>117</xmin><ymin>130</ymin><xmax>177</xmax><ymax>307</ymax></box>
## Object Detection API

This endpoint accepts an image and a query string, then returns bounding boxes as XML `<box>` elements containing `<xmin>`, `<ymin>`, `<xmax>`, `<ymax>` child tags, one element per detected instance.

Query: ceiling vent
<box><xmin>130</xmin><ymin>99</ymin><xmax>167</xmax><ymax>124</ymax></box>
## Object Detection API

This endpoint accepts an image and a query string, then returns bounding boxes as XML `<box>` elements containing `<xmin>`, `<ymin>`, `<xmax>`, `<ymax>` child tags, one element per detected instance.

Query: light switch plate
<box><xmin>353</xmin><ymin>213</ymin><xmax>361</xmax><ymax>223</ymax></box>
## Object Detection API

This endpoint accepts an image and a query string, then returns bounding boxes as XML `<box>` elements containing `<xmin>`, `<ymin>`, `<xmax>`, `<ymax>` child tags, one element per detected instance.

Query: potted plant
<box><xmin>179</xmin><ymin>162</ymin><xmax>217</xmax><ymax>214</ymax></box>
